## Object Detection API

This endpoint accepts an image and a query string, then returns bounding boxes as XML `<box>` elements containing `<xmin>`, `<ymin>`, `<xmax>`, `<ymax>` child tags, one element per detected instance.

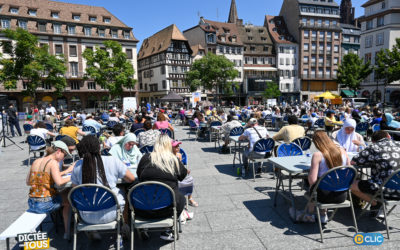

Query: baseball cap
<box><xmin>171</xmin><ymin>140</ymin><xmax>182</xmax><ymax>147</ymax></box>
<box><xmin>248</xmin><ymin>118</ymin><xmax>257</xmax><ymax>125</ymax></box>
<box><xmin>52</xmin><ymin>141</ymin><xmax>73</xmax><ymax>158</ymax></box>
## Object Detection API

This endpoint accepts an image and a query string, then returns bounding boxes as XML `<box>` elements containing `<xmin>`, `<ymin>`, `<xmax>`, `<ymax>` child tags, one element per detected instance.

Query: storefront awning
<box><xmin>23</xmin><ymin>96</ymin><xmax>33</xmax><ymax>103</ymax></box>
<box><xmin>341</xmin><ymin>89</ymin><xmax>356</xmax><ymax>97</ymax></box>
<box><xmin>42</xmin><ymin>96</ymin><xmax>53</xmax><ymax>102</ymax></box>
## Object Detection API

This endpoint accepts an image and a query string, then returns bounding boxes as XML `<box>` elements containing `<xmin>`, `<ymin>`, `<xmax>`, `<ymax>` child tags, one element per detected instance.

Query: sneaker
<box><xmin>160</xmin><ymin>230</ymin><xmax>174</xmax><ymax>241</ymax></box>
<box><xmin>185</xmin><ymin>210</ymin><xmax>194</xmax><ymax>220</ymax></box>
<box><xmin>320</xmin><ymin>214</ymin><xmax>328</xmax><ymax>224</ymax></box>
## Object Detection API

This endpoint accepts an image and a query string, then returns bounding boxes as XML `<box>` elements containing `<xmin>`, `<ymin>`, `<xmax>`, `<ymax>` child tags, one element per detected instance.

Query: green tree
<box><xmin>82</xmin><ymin>40</ymin><xmax>136</xmax><ymax>97</ymax></box>
<box><xmin>262</xmin><ymin>81</ymin><xmax>281</xmax><ymax>101</ymax></box>
<box><xmin>0</xmin><ymin>28</ymin><xmax>67</xmax><ymax>101</ymax></box>
<box><xmin>375</xmin><ymin>38</ymin><xmax>400</xmax><ymax>106</ymax></box>
<box><xmin>337</xmin><ymin>53</ymin><xmax>372</xmax><ymax>97</ymax></box>
<box><xmin>186</xmin><ymin>53</ymin><xmax>239</xmax><ymax>103</ymax></box>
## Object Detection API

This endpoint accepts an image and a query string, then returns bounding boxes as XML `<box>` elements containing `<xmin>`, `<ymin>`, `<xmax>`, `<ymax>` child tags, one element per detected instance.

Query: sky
<box><xmin>62</xmin><ymin>0</ymin><xmax>367</xmax><ymax>48</ymax></box>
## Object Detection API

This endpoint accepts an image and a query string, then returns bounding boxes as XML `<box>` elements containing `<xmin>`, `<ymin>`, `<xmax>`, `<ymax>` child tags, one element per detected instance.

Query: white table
<box><xmin>229</xmin><ymin>136</ymin><xmax>248</xmax><ymax>167</ymax></box>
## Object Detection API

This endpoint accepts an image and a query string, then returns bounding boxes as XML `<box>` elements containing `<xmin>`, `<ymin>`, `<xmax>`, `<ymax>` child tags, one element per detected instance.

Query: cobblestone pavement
<box><xmin>1</xmin><ymin>124</ymin><xmax>400</xmax><ymax>249</ymax></box>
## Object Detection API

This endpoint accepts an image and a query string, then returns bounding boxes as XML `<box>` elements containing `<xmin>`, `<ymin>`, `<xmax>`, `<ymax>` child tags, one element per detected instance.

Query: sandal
<box><xmin>189</xmin><ymin>198</ymin><xmax>199</xmax><ymax>207</ymax></box>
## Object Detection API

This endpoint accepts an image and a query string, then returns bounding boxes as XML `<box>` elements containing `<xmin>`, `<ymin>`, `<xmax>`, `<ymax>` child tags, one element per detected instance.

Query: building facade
<box><xmin>183</xmin><ymin>17</ymin><xmax>244</xmax><ymax>104</ymax></box>
<box><xmin>137</xmin><ymin>24</ymin><xmax>192</xmax><ymax>104</ymax></box>
<box><xmin>0</xmin><ymin>0</ymin><xmax>138</xmax><ymax>111</ymax></box>
<box><xmin>265</xmin><ymin>15</ymin><xmax>300</xmax><ymax>103</ymax></box>
<box><xmin>359</xmin><ymin>0</ymin><xmax>400</xmax><ymax>104</ymax></box>
<box><xmin>340</xmin><ymin>0</ymin><xmax>356</xmax><ymax>25</ymax></box>
<box><xmin>280</xmin><ymin>0</ymin><xmax>342</xmax><ymax>101</ymax></box>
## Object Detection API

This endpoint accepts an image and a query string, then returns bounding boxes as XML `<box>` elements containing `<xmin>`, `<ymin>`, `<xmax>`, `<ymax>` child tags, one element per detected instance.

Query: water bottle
<box><xmin>236</xmin><ymin>167</ymin><xmax>241</xmax><ymax>176</ymax></box>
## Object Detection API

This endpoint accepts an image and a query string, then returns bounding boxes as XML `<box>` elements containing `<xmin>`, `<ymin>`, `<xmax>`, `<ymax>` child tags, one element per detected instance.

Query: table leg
<box><xmin>274</xmin><ymin>166</ymin><xmax>281</xmax><ymax>207</ymax></box>
<box><xmin>233</xmin><ymin>141</ymin><xmax>237</xmax><ymax>167</ymax></box>
<box><xmin>66</xmin><ymin>207</ymin><xmax>72</xmax><ymax>240</ymax></box>
<box><xmin>288</xmin><ymin>173</ymin><xmax>296</xmax><ymax>210</ymax></box>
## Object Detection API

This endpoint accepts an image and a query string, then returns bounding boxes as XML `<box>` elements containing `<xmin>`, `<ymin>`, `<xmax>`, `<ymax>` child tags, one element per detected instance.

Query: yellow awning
<box><xmin>42</xmin><ymin>96</ymin><xmax>53</xmax><ymax>102</ymax></box>
<box><xmin>314</xmin><ymin>91</ymin><xmax>341</xmax><ymax>100</ymax></box>
<box><xmin>22</xmin><ymin>96</ymin><xmax>33</xmax><ymax>103</ymax></box>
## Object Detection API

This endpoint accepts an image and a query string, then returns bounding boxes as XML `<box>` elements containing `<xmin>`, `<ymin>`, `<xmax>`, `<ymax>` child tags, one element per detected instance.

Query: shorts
<box><xmin>27</xmin><ymin>195</ymin><xmax>62</xmax><ymax>214</ymax></box>
<box><xmin>310</xmin><ymin>184</ymin><xmax>347</xmax><ymax>204</ymax></box>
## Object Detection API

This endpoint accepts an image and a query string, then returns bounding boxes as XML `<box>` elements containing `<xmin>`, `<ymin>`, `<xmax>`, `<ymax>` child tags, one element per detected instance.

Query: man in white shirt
<box><xmin>220</xmin><ymin>115</ymin><xmax>242</xmax><ymax>151</ymax></box>
<box><xmin>45</xmin><ymin>104</ymin><xmax>57</xmax><ymax>116</ymax></box>
<box><xmin>239</xmin><ymin>118</ymin><xmax>269</xmax><ymax>172</ymax></box>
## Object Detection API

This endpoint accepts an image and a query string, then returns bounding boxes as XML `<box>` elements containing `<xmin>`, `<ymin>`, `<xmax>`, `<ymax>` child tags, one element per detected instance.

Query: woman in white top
<box><xmin>29</xmin><ymin>121</ymin><xmax>56</xmax><ymax>151</ymax></box>
<box><xmin>332</xmin><ymin>119</ymin><xmax>366</xmax><ymax>152</ymax></box>
<box><xmin>305</xmin><ymin>131</ymin><xmax>350</xmax><ymax>223</ymax></box>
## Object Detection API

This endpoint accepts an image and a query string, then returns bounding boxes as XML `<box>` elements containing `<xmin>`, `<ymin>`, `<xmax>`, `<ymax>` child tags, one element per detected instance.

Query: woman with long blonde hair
<box><xmin>305</xmin><ymin>131</ymin><xmax>350</xmax><ymax>223</ymax></box>
<box><xmin>136</xmin><ymin>134</ymin><xmax>187</xmax><ymax>241</ymax></box>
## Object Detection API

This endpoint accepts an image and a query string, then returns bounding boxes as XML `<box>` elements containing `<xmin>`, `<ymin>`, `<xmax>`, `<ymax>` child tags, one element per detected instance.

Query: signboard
<box><xmin>123</xmin><ymin>97</ymin><xmax>137</xmax><ymax>113</ymax></box>
<box><xmin>191</xmin><ymin>92</ymin><xmax>201</xmax><ymax>107</ymax></box>
<box><xmin>18</xmin><ymin>232</ymin><xmax>49</xmax><ymax>250</ymax></box>
<box><xmin>267</xmin><ymin>99</ymin><xmax>277</xmax><ymax>106</ymax></box>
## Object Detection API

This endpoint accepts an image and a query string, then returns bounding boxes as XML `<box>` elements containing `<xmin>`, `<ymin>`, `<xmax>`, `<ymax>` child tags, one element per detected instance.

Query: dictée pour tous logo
<box><xmin>354</xmin><ymin>233</ymin><xmax>384</xmax><ymax>246</ymax></box>
<box><xmin>18</xmin><ymin>232</ymin><xmax>49</xmax><ymax>250</ymax></box>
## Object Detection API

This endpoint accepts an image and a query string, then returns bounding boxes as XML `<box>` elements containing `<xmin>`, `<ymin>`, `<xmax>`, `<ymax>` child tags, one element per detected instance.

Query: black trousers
<box><xmin>8</xmin><ymin>118</ymin><xmax>22</xmax><ymax>136</ymax></box>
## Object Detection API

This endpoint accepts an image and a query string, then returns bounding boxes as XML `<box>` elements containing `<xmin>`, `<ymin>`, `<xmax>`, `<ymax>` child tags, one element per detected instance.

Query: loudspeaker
<box><xmin>0</xmin><ymin>95</ymin><xmax>8</xmax><ymax>110</ymax></box>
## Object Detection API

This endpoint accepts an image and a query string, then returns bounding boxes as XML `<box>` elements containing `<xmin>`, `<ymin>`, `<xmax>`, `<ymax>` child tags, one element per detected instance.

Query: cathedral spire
<box><xmin>228</xmin><ymin>0</ymin><xmax>238</xmax><ymax>23</ymax></box>
<box><xmin>340</xmin><ymin>0</ymin><xmax>355</xmax><ymax>25</ymax></box>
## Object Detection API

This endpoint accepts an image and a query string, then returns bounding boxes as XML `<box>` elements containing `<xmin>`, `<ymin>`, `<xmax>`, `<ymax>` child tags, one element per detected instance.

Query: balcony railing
<box><xmin>65</xmin><ymin>72</ymin><xmax>85</xmax><ymax>78</ymax></box>
<box><xmin>301</xmin><ymin>74</ymin><xmax>334</xmax><ymax>80</ymax></box>
<box><xmin>170</xmin><ymin>87</ymin><xmax>190</xmax><ymax>93</ymax></box>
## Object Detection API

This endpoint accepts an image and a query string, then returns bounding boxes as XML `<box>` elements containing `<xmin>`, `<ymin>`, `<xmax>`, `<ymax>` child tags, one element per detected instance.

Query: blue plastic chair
<box><xmin>372</xmin><ymin>124</ymin><xmax>380</xmax><ymax>132</ymax></box>
<box><xmin>188</xmin><ymin>120</ymin><xmax>199</xmax><ymax>140</ymax></box>
<box><xmin>314</xmin><ymin>118</ymin><xmax>325</xmax><ymax>129</ymax></box>
<box><xmin>356</xmin><ymin>122</ymin><xmax>369</xmax><ymax>136</ymax></box>
<box><xmin>45</xmin><ymin>123</ymin><xmax>54</xmax><ymax>132</ymax></box>
<box><xmin>292</xmin><ymin>137</ymin><xmax>312</xmax><ymax>151</ymax></box>
<box><xmin>249</xmin><ymin>138</ymin><xmax>275</xmax><ymax>181</ymax></box>
<box><xmin>23</xmin><ymin>124</ymin><xmax>33</xmax><ymax>135</ymax></box>
<box><xmin>139</xmin><ymin>145</ymin><xmax>154</xmax><ymax>154</ymax></box>
<box><xmin>229</xmin><ymin>126</ymin><xmax>244</xmax><ymax>137</ymax></box>
<box><xmin>159</xmin><ymin>128</ymin><xmax>173</xmax><ymax>139</ymax></box>
<box><xmin>101</xmin><ymin>148</ymin><xmax>111</xmax><ymax>156</ymax></box>
<box><xmin>27</xmin><ymin>135</ymin><xmax>47</xmax><ymax>167</ymax></box>
<box><xmin>82</xmin><ymin>125</ymin><xmax>97</xmax><ymax>136</ymax></box>
<box><xmin>127</xmin><ymin>181</ymin><xmax>178</xmax><ymax>249</ymax></box>
<box><xmin>277</xmin><ymin>143</ymin><xmax>303</xmax><ymax>157</ymax></box>
<box><xmin>179</xmin><ymin>148</ymin><xmax>187</xmax><ymax>166</ymax></box>
<box><xmin>305</xmin><ymin>166</ymin><xmax>358</xmax><ymax>242</ymax></box>
<box><xmin>209</xmin><ymin>121</ymin><xmax>222</xmax><ymax>142</ymax></box>
<box><xmin>68</xmin><ymin>184</ymin><xmax>122</xmax><ymax>250</ymax></box>
<box><xmin>55</xmin><ymin>135</ymin><xmax>66</xmax><ymax>141</ymax></box>
<box><xmin>133</xmin><ymin>128</ymin><xmax>145</xmax><ymax>137</ymax></box>
<box><xmin>106</xmin><ymin>121</ymin><xmax>118</xmax><ymax>129</ymax></box>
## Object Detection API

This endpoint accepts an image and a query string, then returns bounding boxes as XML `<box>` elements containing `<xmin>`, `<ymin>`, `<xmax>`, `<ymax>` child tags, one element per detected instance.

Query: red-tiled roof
<box><xmin>265</xmin><ymin>15</ymin><xmax>296</xmax><ymax>44</ymax></box>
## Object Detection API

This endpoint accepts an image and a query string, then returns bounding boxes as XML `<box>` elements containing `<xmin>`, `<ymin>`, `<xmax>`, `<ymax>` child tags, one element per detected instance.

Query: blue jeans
<box><xmin>27</xmin><ymin>195</ymin><xmax>61</xmax><ymax>214</ymax></box>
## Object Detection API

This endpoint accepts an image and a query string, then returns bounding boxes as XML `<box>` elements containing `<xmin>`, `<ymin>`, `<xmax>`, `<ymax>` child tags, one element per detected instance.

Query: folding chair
<box><xmin>82</xmin><ymin>125</ymin><xmax>97</xmax><ymax>137</ymax></box>
<box><xmin>356</xmin><ymin>122</ymin><xmax>369</xmax><ymax>140</ymax></box>
<box><xmin>303</xmin><ymin>166</ymin><xmax>358</xmax><ymax>243</ymax></box>
<box><xmin>223</xmin><ymin>126</ymin><xmax>244</xmax><ymax>153</ymax></box>
<box><xmin>359</xmin><ymin>169</ymin><xmax>400</xmax><ymax>239</ymax></box>
<box><xmin>139</xmin><ymin>145</ymin><xmax>154</xmax><ymax>154</ymax></box>
<box><xmin>265</xmin><ymin>114</ymin><xmax>272</xmax><ymax>128</ymax></box>
<box><xmin>45</xmin><ymin>123</ymin><xmax>54</xmax><ymax>132</ymax></box>
<box><xmin>128</xmin><ymin>181</ymin><xmax>179</xmax><ymax>250</ymax></box>
<box><xmin>314</xmin><ymin>118</ymin><xmax>325</xmax><ymax>130</ymax></box>
<box><xmin>276</xmin><ymin>143</ymin><xmax>303</xmax><ymax>157</ymax></box>
<box><xmin>23</xmin><ymin>124</ymin><xmax>33</xmax><ymax>135</ymax></box>
<box><xmin>107</xmin><ymin>121</ymin><xmax>118</xmax><ymax>130</ymax></box>
<box><xmin>188</xmin><ymin>120</ymin><xmax>199</xmax><ymax>140</ymax></box>
<box><xmin>178</xmin><ymin>148</ymin><xmax>192</xmax><ymax>208</ymax></box>
<box><xmin>27</xmin><ymin>135</ymin><xmax>47</xmax><ymax>167</ymax></box>
<box><xmin>68</xmin><ymin>184</ymin><xmax>122</xmax><ymax>250</ymax></box>
<box><xmin>292</xmin><ymin>136</ymin><xmax>312</xmax><ymax>152</ymax></box>
<box><xmin>159</xmin><ymin>128</ymin><xmax>174</xmax><ymax>139</ymax></box>
<box><xmin>133</xmin><ymin>128</ymin><xmax>145</xmax><ymax>137</ymax></box>
<box><xmin>209</xmin><ymin>121</ymin><xmax>222</xmax><ymax>142</ymax></box>
<box><xmin>55</xmin><ymin>135</ymin><xmax>66</xmax><ymax>141</ymax></box>
<box><xmin>249</xmin><ymin>138</ymin><xmax>275</xmax><ymax>182</ymax></box>
<box><xmin>372</xmin><ymin>124</ymin><xmax>380</xmax><ymax>132</ymax></box>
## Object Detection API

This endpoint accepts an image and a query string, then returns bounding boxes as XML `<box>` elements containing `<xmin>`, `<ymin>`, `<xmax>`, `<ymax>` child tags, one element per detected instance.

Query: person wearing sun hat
<box><xmin>27</xmin><ymin>140</ymin><xmax>72</xmax><ymax>239</ymax></box>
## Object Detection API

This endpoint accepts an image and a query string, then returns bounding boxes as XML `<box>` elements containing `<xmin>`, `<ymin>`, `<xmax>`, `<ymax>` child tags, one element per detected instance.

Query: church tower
<box><xmin>227</xmin><ymin>0</ymin><xmax>238</xmax><ymax>24</ymax></box>
<box><xmin>340</xmin><ymin>0</ymin><xmax>355</xmax><ymax>25</ymax></box>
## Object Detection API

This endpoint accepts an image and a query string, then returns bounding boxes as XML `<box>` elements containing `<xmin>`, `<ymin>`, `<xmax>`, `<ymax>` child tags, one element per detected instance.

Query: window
<box><xmin>304</xmin><ymin>43</ymin><xmax>309</xmax><ymax>51</ymax></box>
<box><xmin>310</xmin><ymin>19</ymin><xmax>315</xmax><ymax>26</ymax></box>
<box><xmin>334</xmin><ymin>45</ymin><xmax>339</xmax><ymax>53</ymax></box>
<box><xmin>98</xmin><ymin>29</ymin><xmax>105</xmax><ymax>37</ymax></box>
<box><xmin>325</xmin><ymin>20</ymin><xmax>330</xmax><ymax>26</ymax></box>
<box><xmin>366</xmin><ymin>20</ymin><xmax>373</xmax><ymax>30</ymax></box>
<box><xmin>319</xmin><ymin>31</ymin><xmax>325</xmax><ymax>40</ymax></box>
<box><xmin>51</xmin><ymin>12</ymin><xmax>59</xmax><ymax>18</ymax></box>
<box><xmin>377</xmin><ymin>17</ymin><xmax>384</xmax><ymax>27</ymax></box>
<box><xmin>88</xmin><ymin>82</ymin><xmax>96</xmax><ymax>90</ymax></box>
<box><xmin>263</xmin><ymin>46</ymin><xmax>268</xmax><ymax>52</ymax></box>
<box><xmin>304</xmin><ymin>56</ymin><xmax>309</xmax><ymax>64</ymax></box>
<box><xmin>38</xmin><ymin>23</ymin><xmax>46</xmax><ymax>32</ymax></box>
<box><xmin>125</xmin><ymin>49</ymin><xmax>132</xmax><ymax>59</ymax></box>
<box><xmin>18</xmin><ymin>20</ymin><xmax>27</xmax><ymax>30</ymax></box>
<box><xmin>162</xmin><ymin>80</ymin><xmax>166</xmax><ymax>89</ymax></box>
<box><xmin>124</xmin><ymin>31</ymin><xmax>130</xmax><ymax>39</ymax></box>
<box><xmin>253</xmin><ymin>58</ymin><xmax>257</xmax><ymax>64</ymax></box>
<box><xmin>304</xmin><ymin>30</ymin><xmax>309</xmax><ymax>38</ymax></box>
<box><xmin>70</xmin><ymin>62</ymin><xmax>78</xmax><ymax>77</ymax></box>
<box><xmin>343</xmin><ymin>35</ymin><xmax>350</xmax><ymax>42</ymax></box>
<box><xmin>85</xmin><ymin>46</ymin><xmax>93</xmax><ymax>51</ymax></box>
<box><xmin>280</xmin><ymin>58</ymin><xmax>284</xmax><ymax>65</ymax></box>
<box><xmin>69</xmin><ymin>45</ymin><xmax>77</xmax><ymax>57</ymax></box>
<box><xmin>376</xmin><ymin>33</ymin><xmax>384</xmax><ymax>46</ymax></box>
<box><xmin>104</xmin><ymin>17</ymin><xmax>111</xmax><ymax>23</ymax></box>
<box><xmin>286</xmin><ymin>58</ymin><xmax>290</xmax><ymax>65</ymax></box>
<box><xmin>261</xmin><ymin>37</ymin><xmax>267</xmax><ymax>41</ymax></box>
<box><xmin>319</xmin><ymin>42</ymin><xmax>324</xmax><ymax>52</ymax></box>
<box><xmin>42</xmin><ymin>83</ymin><xmax>51</xmax><ymax>90</ymax></box>
<box><xmin>326</xmin><ymin>43</ymin><xmax>332</xmax><ymax>52</ymax></box>
<box><xmin>55</xmin><ymin>44</ymin><xmax>63</xmax><ymax>54</ymax></box>
<box><xmin>84</xmin><ymin>27</ymin><xmax>91</xmax><ymax>36</ymax></box>
<box><xmin>279</xmin><ymin>47</ymin><xmax>284</xmax><ymax>53</ymax></box>
<box><xmin>325</xmin><ymin>8</ymin><xmax>331</xmax><ymax>14</ymax></box>
<box><xmin>248</xmin><ymin>36</ymin><xmax>253</xmax><ymax>41</ymax></box>
<box><xmin>111</xmin><ymin>30</ymin><xmax>118</xmax><ymax>38</ymax></box>
<box><xmin>303</xmin><ymin>69</ymin><xmax>309</xmax><ymax>77</ymax></box>
<box><xmin>68</xmin><ymin>26</ymin><xmax>76</xmax><ymax>35</ymax></box>
<box><xmin>10</xmin><ymin>7</ymin><xmax>18</xmax><ymax>14</ymax></box>
<box><xmin>302</xmin><ymin>18</ymin><xmax>307</xmax><ymax>25</ymax></box>
<box><xmin>53</xmin><ymin>24</ymin><xmax>61</xmax><ymax>34</ymax></box>
<box><xmin>334</xmin><ymin>57</ymin><xmax>338</xmax><ymax>65</ymax></box>
<box><xmin>327</xmin><ymin>32</ymin><xmax>332</xmax><ymax>39</ymax></box>
<box><xmin>317</xmin><ymin>19</ymin><xmax>322</xmax><ymax>27</ymax></box>
<box><xmin>207</xmin><ymin>34</ymin><xmax>215</xmax><ymax>43</ymax></box>
<box><xmin>311</xmin><ymin>43</ymin><xmax>316</xmax><ymax>52</ymax></box>
<box><xmin>312</xmin><ymin>31</ymin><xmax>317</xmax><ymax>38</ymax></box>
<box><xmin>1</xmin><ymin>19</ymin><xmax>10</xmax><ymax>29</ymax></box>
<box><xmin>365</xmin><ymin>35</ymin><xmax>373</xmax><ymax>48</ymax></box>
<box><xmin>318</xmin><ymin>69</ymin><xmax>323</xmax><ymax>78</ymax></box>
<box><xmin>70</xmin><ymin>81</ymin><xmax>80</xmax><ymax>90</ymax></box>
<box><xmin>89</xmin><ymin>16</ymin><xmax>97</xmax><ymax>22</ymax></box>
<box><xmin>226</xmin><ymin>47</ymin><xmax>230</xmax><ymax>54</ymax></box>
<box><xmin>28</xmin><ymin>9</ymin><xmax>37</xmax><ymax>16</ymax></box>
<box><xmin>364</xmin><ymin>53</ymin><xmax>371</xmax><ymax>63</ymax></box>
<box><xmin>334</xmin><ymin>32</ymin><xmax>339</xmax><ymax>40</ymax></box>
<box><xmin>250</xmin><ymin>46</ymin><xmax>255</xmax><ymax>51</ymax></box>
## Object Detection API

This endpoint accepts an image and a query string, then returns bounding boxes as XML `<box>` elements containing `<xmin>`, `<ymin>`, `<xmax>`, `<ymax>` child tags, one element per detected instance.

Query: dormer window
<box><xmin>89</xmin><ymin>16</ymin><xmax>97</xmax><ymax>22</ymax></box>
<box><xmin>51</xmin><ymin>12</ymin><xmax>59</xmax><ymax>18</ymax></box>
<box><xmin>104</xmin><ymin>17</ymin><xmax>111</xmax><ymax>23</ymax></box>
<box><xmin>72</xmin><ymin>14</ymin><xmax>80</xmax><ymax>21</ymax></box>
<box><xmin>223</xmin><ymin>28</ymin><xmax>230</xmax><ymax>34</ymax></box>
<box><xmin>28</xmin><ymin>9</ymin><xmax>37</xmax><ymax>16</ymax></box>
<box><xmin>124</xmin><ymin>31</ymin><xmax>130</xmax><ymax>39</ymax></box>
<box><xmin>259</xmin><ymin>29</ymin><xmax>264</xmax><ymax>33</ymax></box>
<box><xmin>231</xmin><ymin>36</ymin><xmax>237</xmax><ymax>42</ymax></box>
<box><xmin>10</xmin><ymin>7</ymin><xmax>18</xmax><ymax>14</ymax></box>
